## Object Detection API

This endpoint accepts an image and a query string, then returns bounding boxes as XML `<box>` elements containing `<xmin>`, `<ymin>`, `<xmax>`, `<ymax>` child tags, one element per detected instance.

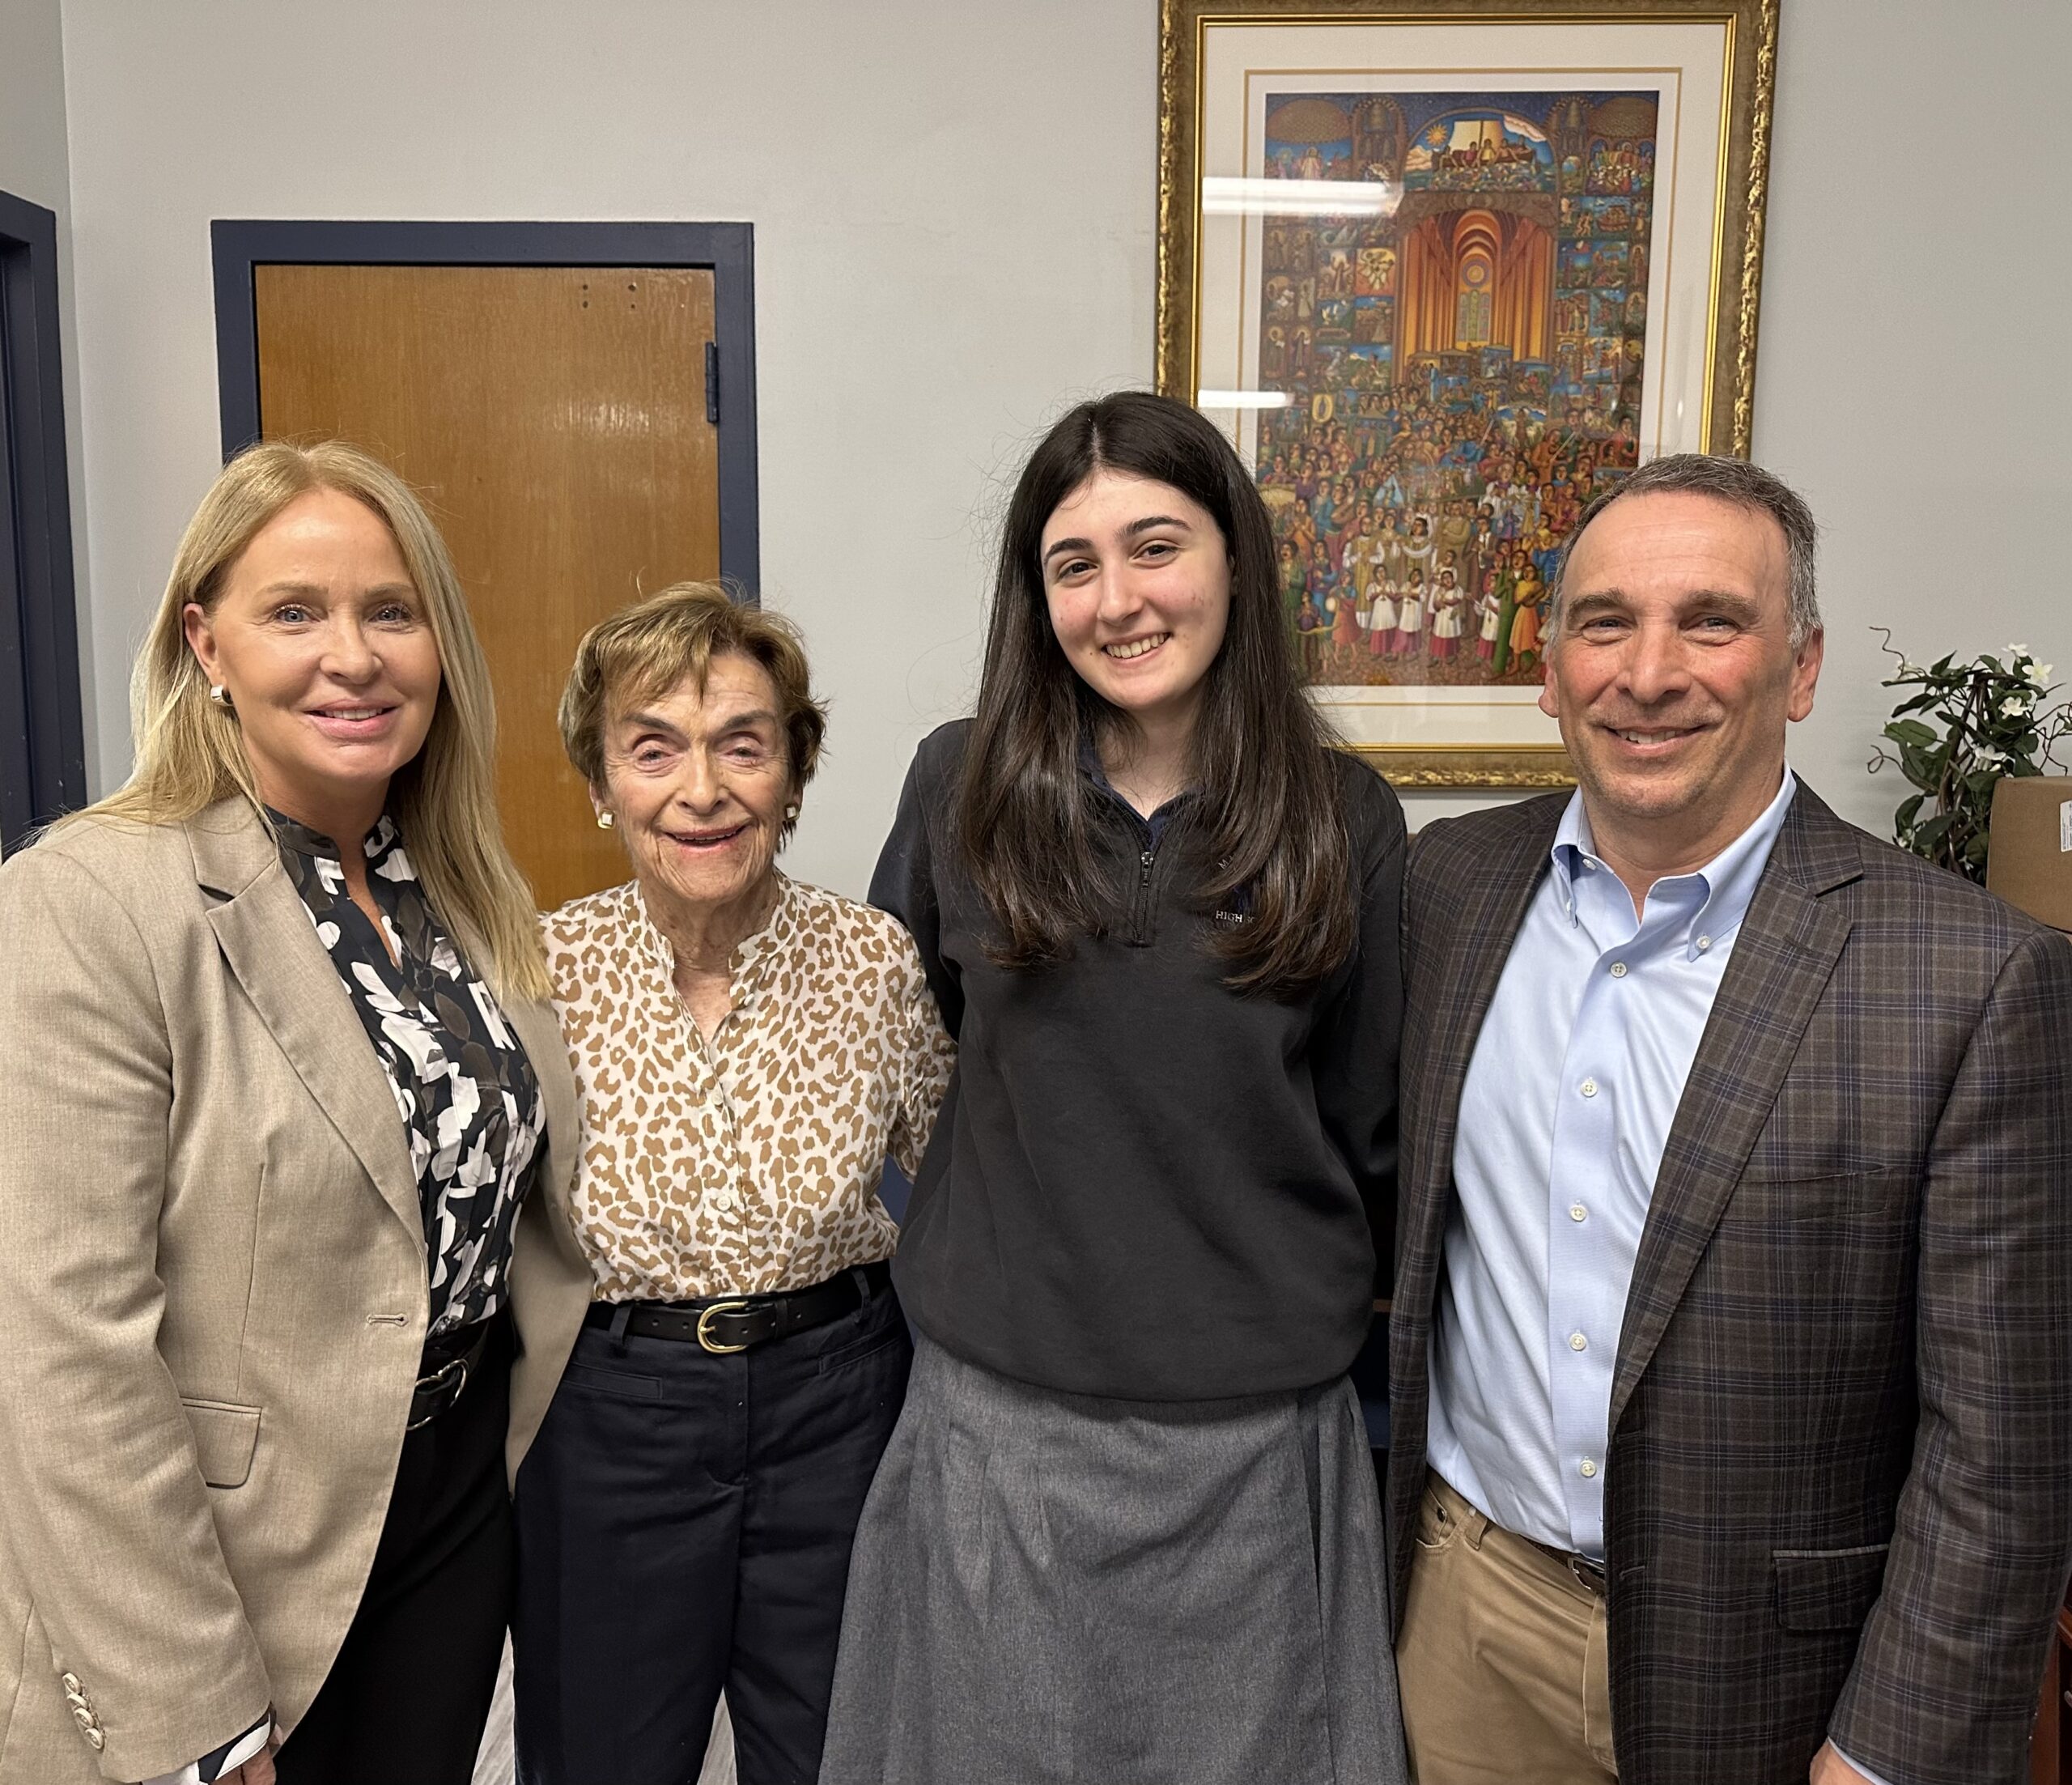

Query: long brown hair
<box><xmin>69</xmin><ymin>440</ymin><xmax>549</xmax><ymax>1001</ymax></box>
<box><xmin>955</xmin><ymin>391</ymin><xmax>1354</xmax><ymax>996</ymax></box>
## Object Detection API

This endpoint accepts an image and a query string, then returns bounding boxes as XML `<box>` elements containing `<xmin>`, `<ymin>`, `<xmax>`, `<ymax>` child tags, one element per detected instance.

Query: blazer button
<box><xmin>59</xmin><ymin>1672</ymin><xmax>81</xmax><ymax>1692</ymax></box>
<box><xmin>84</xmin><ymin>1726</ymin><xmax>105</xmax><ymax>1751</ymax></box>
<box><xmin>72</xmin><ymin>1705</ymin><xmax>96</xmax><ymax>1728</ymax></box>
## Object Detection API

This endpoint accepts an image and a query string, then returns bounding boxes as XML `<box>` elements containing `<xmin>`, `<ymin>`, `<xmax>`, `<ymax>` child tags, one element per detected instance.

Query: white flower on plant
<box><xmin>1975</xmin><ymin>745</ymin><xmax>2009</xmax><ymax>767</ymax></box>
<box><xmin>1897</xmin><ymin>659</ymin><xmax>1921</xmax><ymax>677</ymax></box>
<box><xmin>2031</xmin><ymin>662</ymin><xmax>2054</xmax><ymax>687</ymax></box>
<box><xmin>2008</xmin><ymin>643</ymin><xmax>2031</xmax><ymax>660</ymax></box>
<box><xmin>2002</xmin><ymin>693</ymin><xmax>2035</xmax><ymax>717</ymax></box>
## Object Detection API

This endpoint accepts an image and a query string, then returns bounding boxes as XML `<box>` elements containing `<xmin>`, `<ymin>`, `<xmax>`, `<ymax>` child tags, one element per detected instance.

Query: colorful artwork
<box><xmin>1165</xmin><ymin>2</ymin><xmax>1777</xmax><ymax>783</ymax></box>
<box><xmin>1251</xmin><ymin>90</ymin><xmax>1658</xmax><ymax>691</ymax></box>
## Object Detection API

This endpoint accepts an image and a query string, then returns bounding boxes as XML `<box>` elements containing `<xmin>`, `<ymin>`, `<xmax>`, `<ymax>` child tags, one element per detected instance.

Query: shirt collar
<box><xmin>1548</xmin><ymin>767</ymin><xmax>1798</xmax><ymax>959</ymax></box>
<box><xmin>267</xmin><ymin>807</ymin><xmax>400</xmax><ymax>863</ymax></box>
<box><xmin>628</xmin><ymin>870</ymin><xmax>796</xmax><ymax>1007</ymax></box>
<box><xmin>1076</xmin><ymin>733</ymin><xmax>1196</xmax><ymax>831</ymax></box>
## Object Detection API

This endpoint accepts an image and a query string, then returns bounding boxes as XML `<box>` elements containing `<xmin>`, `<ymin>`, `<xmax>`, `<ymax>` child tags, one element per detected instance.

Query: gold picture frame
<box><xmin>1157</xmin><ymin>0</ymin><xmax>1778</xmax><ymax>786</ymax></box>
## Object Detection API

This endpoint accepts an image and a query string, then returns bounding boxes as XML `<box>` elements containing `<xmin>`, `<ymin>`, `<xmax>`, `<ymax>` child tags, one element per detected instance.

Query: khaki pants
<box><xmin>1397</xmin><ymin>1471</ymin><xmax>1617</xmax><ymax>1784</ymax></box>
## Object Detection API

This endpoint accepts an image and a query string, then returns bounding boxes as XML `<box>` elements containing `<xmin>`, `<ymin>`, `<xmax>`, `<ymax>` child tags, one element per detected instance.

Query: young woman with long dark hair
<box><xmin>819</xmin><ymin>392</ymin><xmax>1409</xmax><ymax>1785</ymax></box>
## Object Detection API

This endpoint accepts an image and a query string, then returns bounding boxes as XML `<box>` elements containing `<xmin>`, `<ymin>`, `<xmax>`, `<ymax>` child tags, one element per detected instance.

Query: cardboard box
<box><xmin>1985</xmin><ymin>776</ymin><xmax>2072</xmax><ymax>933</ymax></box>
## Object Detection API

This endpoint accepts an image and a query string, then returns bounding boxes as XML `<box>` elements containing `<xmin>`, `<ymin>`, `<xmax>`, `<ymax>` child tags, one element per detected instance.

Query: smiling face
<box><xmin>1038</xmin><ymin>470</ymin><xmax>1232</xmax><ymax>742</ymax></box>
<box><xmin>183</xmin><ymin>487</ymin><xmax>442</xmax><ymax>835</ymax></box>
<box><xmin>596</xmin><ymin>651</ymin><xmax>792</xmax><ymax>924</ymax></box>
<box><xmin>1539</xmin><ymin>488</ymin><xmax>1822</xmax><ymax>868</ymax></box>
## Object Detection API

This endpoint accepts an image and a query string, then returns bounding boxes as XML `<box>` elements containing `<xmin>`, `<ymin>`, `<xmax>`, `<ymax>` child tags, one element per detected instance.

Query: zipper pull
<box><xmin>1140</xmin><ymin>848</ymin><xmax>1155</xmax><ymax>886</ymax></box>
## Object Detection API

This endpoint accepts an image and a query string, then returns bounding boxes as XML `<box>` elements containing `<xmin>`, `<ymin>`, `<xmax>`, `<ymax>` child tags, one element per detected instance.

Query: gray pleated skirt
<box><xmin>818</xmin><ymin>1332</ymin><xmax>1408</xmax><ymax>1785</ymax></box>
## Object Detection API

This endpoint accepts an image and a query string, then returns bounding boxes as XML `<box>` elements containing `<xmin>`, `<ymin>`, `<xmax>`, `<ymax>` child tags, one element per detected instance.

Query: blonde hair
<box><xmin>558</xmin><ymin>582</ymin><xmax>826</xmax><ymax>836</ymax></box>
<box><xmin>74</xmin><ymin>440</ymin><xmax>549</xmax><ymax>1000</ymax></box>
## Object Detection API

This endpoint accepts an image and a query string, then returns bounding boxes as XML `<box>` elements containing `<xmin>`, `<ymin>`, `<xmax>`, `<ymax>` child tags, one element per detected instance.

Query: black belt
<box><xmin>1531</xmin><ymin>1535</ymin><xmax>1607</xmax><ymax>1596</ymax></box>
<box><xmin>408</xmin><ymin>1316</ymin><xmax>495</xmax><ymax>1430</ymax></box>
<box><xmin>585</xmin><ymin>1260</ymin><xmax>892</xmax><ymax>1355</ymax></box>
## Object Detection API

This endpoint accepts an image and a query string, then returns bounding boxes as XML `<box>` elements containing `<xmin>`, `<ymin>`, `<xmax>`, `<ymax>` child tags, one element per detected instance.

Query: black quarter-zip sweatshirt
<box><xmin>870</xmin><ymin>719</ymin><xmax>1404</xmax><ymax>1402</ymax></box>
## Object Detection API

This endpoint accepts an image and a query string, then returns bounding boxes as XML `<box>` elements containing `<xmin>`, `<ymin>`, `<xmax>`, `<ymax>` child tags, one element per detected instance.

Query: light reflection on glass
<box><xmin>1195</xmin><ymin>390</ymin><xmax>1295</xmax><ymax>410</ymax></box>
<box><xmin>1200</xmin><ymin>176</ymin><xmax>1402</xmax><ymax>219</ymax></box>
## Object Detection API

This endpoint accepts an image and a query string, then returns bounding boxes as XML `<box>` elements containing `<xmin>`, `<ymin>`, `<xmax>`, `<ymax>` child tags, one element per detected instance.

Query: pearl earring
<box><xmin>596</xmin><ymin>810</ymin><xmax>614</xmax><ymax>830</ymax></box>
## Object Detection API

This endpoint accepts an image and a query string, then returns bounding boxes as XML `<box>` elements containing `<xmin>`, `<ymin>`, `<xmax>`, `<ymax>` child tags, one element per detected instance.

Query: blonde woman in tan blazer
<box><xmin>0</xmin><ymin>443</ymin><xmax>592</xmax><ymax>1785</ymax></box>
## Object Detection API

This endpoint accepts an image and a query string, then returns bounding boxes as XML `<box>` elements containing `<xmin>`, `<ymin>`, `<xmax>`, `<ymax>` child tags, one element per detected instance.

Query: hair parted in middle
<box><xmin>956</xmin><ymin>389</ymin><xmax>1355</xmax><ymax>997</ymax></box>
<box><xmin>558</xmin><ymin>580</ymin><xmax>827</xmax><ymax>839</ymax></box>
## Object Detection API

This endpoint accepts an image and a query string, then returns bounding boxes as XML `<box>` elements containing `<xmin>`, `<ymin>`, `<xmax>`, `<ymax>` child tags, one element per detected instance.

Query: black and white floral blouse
<box><xmin>271</xmin><ymin>811</ymin><xmax>544</xmax><ymax>1337</ymax></box>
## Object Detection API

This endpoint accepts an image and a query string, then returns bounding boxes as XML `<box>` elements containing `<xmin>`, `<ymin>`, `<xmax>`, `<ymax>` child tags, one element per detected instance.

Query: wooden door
<box><xmin>254</xmin><ymin>262</ymin><xmax>720</xmax><ymax>910</ymax></box>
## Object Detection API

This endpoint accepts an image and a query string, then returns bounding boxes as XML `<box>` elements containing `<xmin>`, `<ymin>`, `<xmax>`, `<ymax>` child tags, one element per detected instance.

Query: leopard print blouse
<box><xmin>542</xmin><ymin>873</ymin><xmax>954</xmax><ymax>1300</ymax></box>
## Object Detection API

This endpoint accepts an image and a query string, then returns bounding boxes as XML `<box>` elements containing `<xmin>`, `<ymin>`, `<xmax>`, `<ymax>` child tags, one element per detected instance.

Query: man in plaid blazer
<box><xmin>1387</xmin><ymin>454</ymin><xmax>2072</xmax><ymax>1785</ymax></box>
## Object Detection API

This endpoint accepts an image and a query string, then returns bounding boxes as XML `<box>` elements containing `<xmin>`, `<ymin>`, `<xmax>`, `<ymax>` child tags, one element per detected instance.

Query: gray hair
<box><xmin>1545</xmin><ymin>453</ymin><xmax>1821</xmax><ymax>648</ymax></box>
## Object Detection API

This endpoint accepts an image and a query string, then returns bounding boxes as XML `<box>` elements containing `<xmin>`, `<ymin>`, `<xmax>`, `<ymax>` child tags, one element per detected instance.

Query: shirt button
<box><xmin>1608</xmin><ymin>961</ymin><xmax>1628</xmax><ymax>978</ymax></box>
<box><xmin>1569</xmin><ymin>1332</ymin><xmax>1588</xmax><ymax>1351</ymax></box>
<box><xmin>709</xmin><ymin>1188</ymin><xmax>737</xmax><ymax>1211</ymax></box>
<box><xmin>1579</xmin><ymin>1078</ymin><xmax>1598</xmax><ymax>1098</ymax></box>
<box><xmin>1580</xmin><ymin>1457</ymin><xmax>1599</xmax><ymax>1479</ymax></box>
<box><xmin>1696</xmin><ymin>934</ymin><xmax>1713</xmax><ymax>951</ymax></box>
<box><xmin>1569</xmin><ymin>1203</ymin><xmax>1588</xmax><ymax>1222</ymax></box>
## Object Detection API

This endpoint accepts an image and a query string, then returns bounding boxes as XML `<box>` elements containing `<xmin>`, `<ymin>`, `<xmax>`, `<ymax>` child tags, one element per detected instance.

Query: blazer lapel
<box><xmin>189</xmin><ymin>801</ymin><xmax>423</xmax><ymax>1243</ymax></box>
<box><xmin>1607</xmin><ymin>789</ymin><xmax>1864</xmax><ymax>1434</ymax></box>
<box><xmin>1413</xmin><ymin>801</ymin><xmax>1566</xmax><ymax>1213</ymax></box>
<box><xmin>499</xmin><ymin>991</ymin><xmax>579</xmax><ymax>1226</ymax></box>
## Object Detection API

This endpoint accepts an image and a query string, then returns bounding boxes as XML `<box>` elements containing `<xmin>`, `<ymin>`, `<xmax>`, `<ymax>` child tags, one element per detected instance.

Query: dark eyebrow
<box><xmin>1042</xmin><ymin>515</ymin><xmax>1195</xmax><ymax>566</ymax></box>
<box><xmin>1565</xmin><ymin>588</ymin><xmax>1766</xmax><ymax>623</ymax></box>
<box><xmin>1682</xmin><ymin>589</ymin><xmax>1764</xmax><ymax>623</ymax></box>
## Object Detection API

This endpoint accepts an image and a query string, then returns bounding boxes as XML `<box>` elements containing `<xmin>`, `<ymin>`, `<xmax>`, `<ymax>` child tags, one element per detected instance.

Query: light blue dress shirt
<box><xmin>1426</xmin><ymin>768</ymin><xmax>1798</xmax><ymax>1561</ymax></box>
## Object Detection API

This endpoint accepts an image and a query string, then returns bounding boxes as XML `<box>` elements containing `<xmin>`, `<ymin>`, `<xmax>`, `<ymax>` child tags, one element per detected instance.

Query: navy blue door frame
<box><xmin>210</xmin><ymin>219</ymin><xmax>761</xmax><ymax>597</ymax></box>
<box><xmin>0</xmin><ymin>188</ymin><xmax>87</xmax><ymax>852</ymax></box>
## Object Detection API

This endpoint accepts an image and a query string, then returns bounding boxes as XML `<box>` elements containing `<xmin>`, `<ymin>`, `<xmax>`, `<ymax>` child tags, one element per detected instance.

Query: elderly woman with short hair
<box><xmin>512</xmin><ymin>584</ymin><xmax>953</xmax><ymax>1785</ymax></box>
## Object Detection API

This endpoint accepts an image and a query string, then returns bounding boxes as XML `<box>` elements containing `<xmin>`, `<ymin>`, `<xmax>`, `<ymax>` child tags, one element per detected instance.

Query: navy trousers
<box><xmin>512</xmin><ymin>1279</ymin><xmax>910</xmax><ymax>1785</ymax></box>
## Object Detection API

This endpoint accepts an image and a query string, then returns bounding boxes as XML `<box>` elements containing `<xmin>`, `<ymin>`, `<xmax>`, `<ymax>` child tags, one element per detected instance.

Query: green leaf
<box><xmin>1899</xmin><ymin>743</ymin><xmax>1944</xmax><ymax>789</ymax></box>
<box><xmin>1913</xmin><ymin>813</ymin><xmax>1956</xmax><ymax>849</ymax></box>
<box><xmin>1895</xmin><ymin>793</ymin><xmax>1926</xmax><ymax>830</ymax></box>
<box><xmin>1883</xmin><ymin>718</ymin><xmax>1939</xmax><ymax>747</ymax></box>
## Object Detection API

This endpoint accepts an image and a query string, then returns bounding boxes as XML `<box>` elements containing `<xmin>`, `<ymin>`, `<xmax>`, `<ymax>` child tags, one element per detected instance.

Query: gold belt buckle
<box><xmin>695</xmin><ymin>1300</ymin><xmax>753</xmax><ymax>1354</ymax></box>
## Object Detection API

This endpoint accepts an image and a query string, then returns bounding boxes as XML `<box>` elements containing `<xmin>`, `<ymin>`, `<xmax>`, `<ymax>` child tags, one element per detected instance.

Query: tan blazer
<box><xmin>0</xmin><ymin>800</ymin><xmax>593</xmax><ymax>1783</ymax></box>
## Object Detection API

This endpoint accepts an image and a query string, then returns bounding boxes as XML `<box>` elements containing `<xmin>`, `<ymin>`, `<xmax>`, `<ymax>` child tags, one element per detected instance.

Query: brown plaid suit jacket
<box><xmin>1387</xmin><ymin>783</ymin><xmax>2072</xmax><ymax>1785</ymax></box>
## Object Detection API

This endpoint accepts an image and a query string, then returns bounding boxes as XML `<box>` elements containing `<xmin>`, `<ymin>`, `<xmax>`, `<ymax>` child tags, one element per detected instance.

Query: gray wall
<box><xmin>0</xmin><ymin>0</ymin><xmax>94</xmax><ymax>780</ymax></box>
<box><xmin>0</xmin><ymin>0</ymin><xmax>69</xmax><ymax>210</ymax></box>
<box><xmin>49</xmin><ymin>0</ymin><xmax>2072</xmax><ymax>890</ymax></box>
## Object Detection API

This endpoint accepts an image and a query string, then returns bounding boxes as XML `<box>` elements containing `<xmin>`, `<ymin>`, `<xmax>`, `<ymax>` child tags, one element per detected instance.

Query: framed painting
<box><xmin>1157</xmin><ymin>0</ymin><xmax>1779</xmax><ymax>785</ymax></box>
